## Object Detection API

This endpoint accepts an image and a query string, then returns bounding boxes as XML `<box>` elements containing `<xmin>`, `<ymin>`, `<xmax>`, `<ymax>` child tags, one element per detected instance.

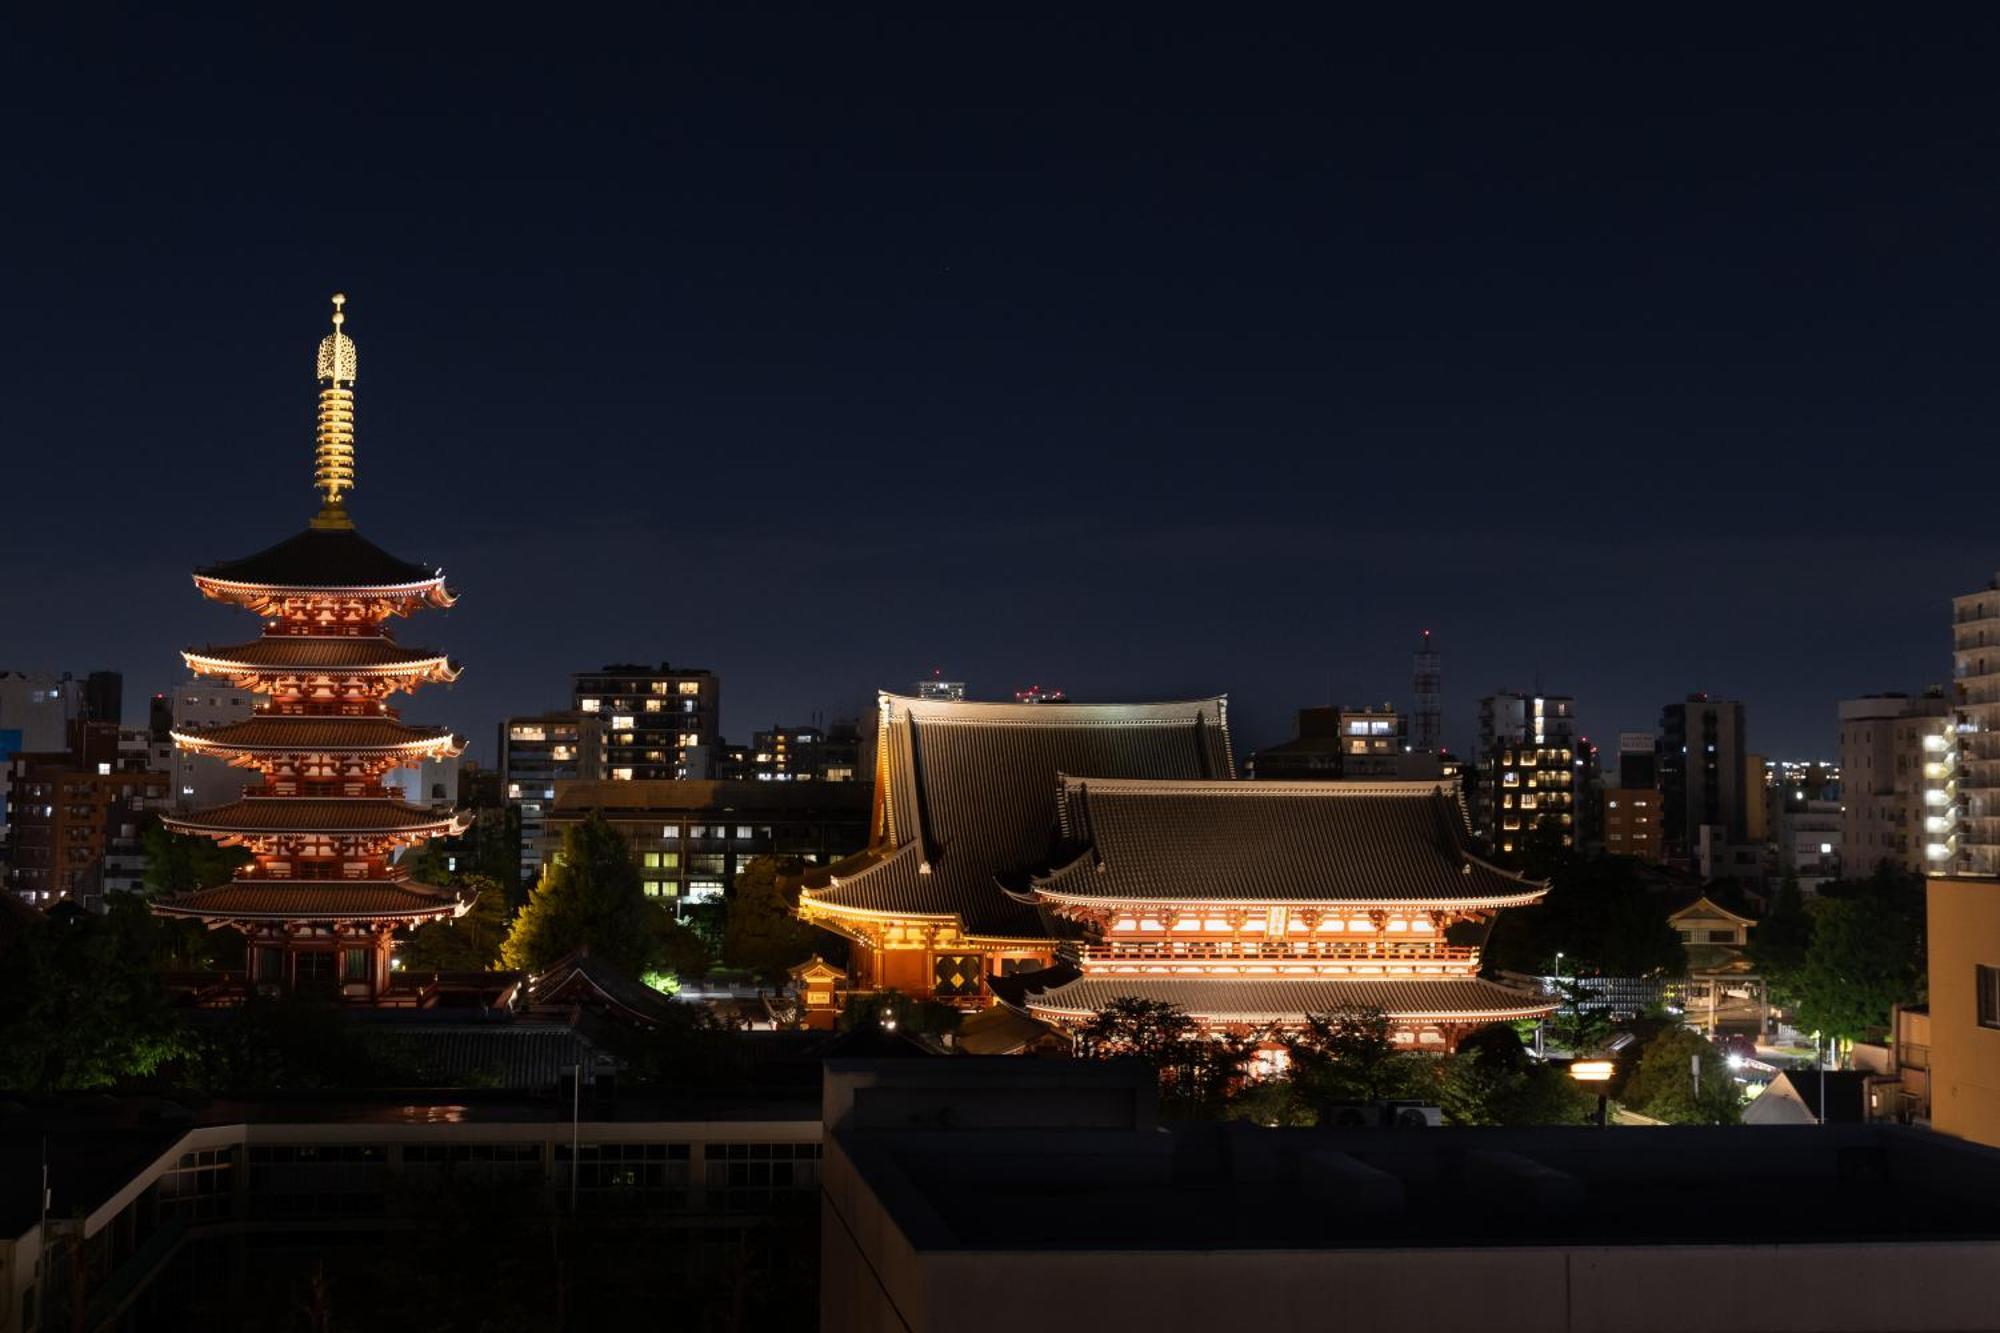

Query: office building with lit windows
<box><xmin>544</xmin><ymin>779</ymin><xmax>869</xmax><ymax>905</ymax></box>
<box><xmin>500</xmin><ymin>710</ymin><xmax>604</xmax><ymax>883</ymax></box>
<box><xmin>572</xmin><ymin>663</ymin><xmax>720</xmax><ymax>781</ymax></box>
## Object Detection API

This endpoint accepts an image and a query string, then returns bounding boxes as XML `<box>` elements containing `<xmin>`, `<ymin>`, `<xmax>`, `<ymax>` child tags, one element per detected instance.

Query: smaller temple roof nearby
<box><xmin>185</xmin><ymin>635</ymin><xmax>454</xmax><ymax>676</ymax></box>
<box><xmin>1030</xmin><ymin>777</ymin><xmax>1545</xmax><ymax>909</ymax></box>
<box><xmin>994</xmin><ymin>967</ymin><xmax>1556</xmax><ymax>1024</ymax></box>
<box><xmin>165</xmin><ymin>797</ymin><xmax>468</xmax><ymax>837</ymax></box>
<box><xmin>524</xmin><ymin>947</ymin><xmax>679</xmax><ymax>1027</ymax></box>
<box><xmin>172</xmin><ymin>717</ymin><xmax>460</xmax><ymax>755</ymax></box>
<box><xmin>1667</xmin><ymin>894</ymin><xmax>1758</xmax><ymax>928</ymax></box>
<box><xmin>152</xmin><ymin>877</ymin><xmax>464</xmax><ymax>923</ymax></box>
<box><xmin>194</xmin><ymin>524</ymin><xmax>446</xmax><ymax>593</ymax></box>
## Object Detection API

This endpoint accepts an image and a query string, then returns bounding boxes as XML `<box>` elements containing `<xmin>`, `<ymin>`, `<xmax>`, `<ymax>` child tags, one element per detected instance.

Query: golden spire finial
<box><xmin>311</xmin><ymin>293</ymin><xmax>358</xmax><ymax>528</ymax></box>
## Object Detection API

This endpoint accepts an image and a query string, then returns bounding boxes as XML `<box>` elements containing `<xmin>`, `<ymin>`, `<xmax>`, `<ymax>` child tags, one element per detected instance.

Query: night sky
<box><xmin>7</xmin><ymin>10</ymin><xmax>1999</xmax><ymax>761</ymax></box>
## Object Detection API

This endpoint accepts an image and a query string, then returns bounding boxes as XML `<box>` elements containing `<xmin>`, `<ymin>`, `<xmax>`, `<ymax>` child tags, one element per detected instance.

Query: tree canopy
<box><xmin>1482</xmin><ymin>853</ymin><xmax>1686</xmax><ymax>978</ymax></box>
<box><xmin>1620</xmin><ymin>1027</ymin><xmax>1741</xmax><ymax>1124</ymax></box>
<box><xmin>141</xmin><ymin>820</ymin><xmax>251</xmax><ymax>896</ymax></box>
<box><xmin>399</xmin><ymin>873</ymin><xmax>513</xmax><ymax>974</ymax></box>
<box><xmin>500</xmin><ymin>815</ymin><xmax>674</xmax><ymax>975</ymax></box>
<box><xmin>0</xmin><ymin>895</ymin><xmax>189</xmax><ymax>1092</ymax></box>
<box><xmin>723</xmin><ymin>855</ymin><xmax>821</xmax><ymax>983</ymax></box>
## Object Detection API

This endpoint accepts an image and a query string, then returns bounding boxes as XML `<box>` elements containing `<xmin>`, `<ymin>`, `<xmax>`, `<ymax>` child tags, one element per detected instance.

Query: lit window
<box><xmin>579</xmin><ymin>698</ymin><xmax>601</xmax><ymax>713</ymax></box>
<box><xmin>677</xmin><ymin>681</ymin><xmax>701</xmax><ymax>696</ymax></box>
<box><xmin>661</xmin><ymin>826</ymin><xmax>680</xmax><ymax>839</ymax></box>
<box><xmin>645</xmin><ymin>700</ymin><xmax>663</xmax><ymax>712</ymax></box>
<box><xmin>611</xmin><ymin>767</ymin><xmax>634</xmax><ymax>780</ymax></box>
<box><xmin>611</xmin><ymin>715</ymin><xmax>635</xmax><ymax>731</ymax></box>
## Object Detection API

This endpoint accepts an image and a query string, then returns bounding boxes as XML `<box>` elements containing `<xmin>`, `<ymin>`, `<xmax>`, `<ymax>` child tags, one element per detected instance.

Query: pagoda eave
<box><xmin>152</xmin><ymin>878</ymin><xmax>470</xmax><ymax>928</ymax></box>
<box><xmin>191</xmin><ymin>573</ymin><xmax>455</xmax><ymax>614</ymax></box>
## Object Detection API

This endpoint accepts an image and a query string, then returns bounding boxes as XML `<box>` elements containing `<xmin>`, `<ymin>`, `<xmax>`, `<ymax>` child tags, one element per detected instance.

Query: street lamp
<box><xmin>1571</xmin><ymin>1059</ymin><xmax>1614</xmax><ymax>1127</ymax></box>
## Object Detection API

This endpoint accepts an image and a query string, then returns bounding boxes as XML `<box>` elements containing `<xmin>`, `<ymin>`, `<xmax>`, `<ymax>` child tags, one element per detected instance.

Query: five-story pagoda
<box><xmin>153</xmin><ymin>296</ymin><xmax>471</xmax><ymax>1001</ymax></box>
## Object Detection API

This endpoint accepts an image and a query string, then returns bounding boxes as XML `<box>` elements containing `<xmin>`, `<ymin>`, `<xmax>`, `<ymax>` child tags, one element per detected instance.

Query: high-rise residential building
<box><xmin>750</xmin><ymin>720</ymin><xmax>864</xmax><ymax>783</ymax></box>
<box><xmin>571</xmin><ymin>663</ymin><xmax>720</xmax><ymax>781</ymax></box>
<box><xmin>1615</xmin><ymin>732</ymin><xmax>1657</xmax><ymax>789</ymax></box>
<box><xmin>1602</xmin><ymin>787</ymin><xmax>1662</xmax><ymax>861</ymax></box>
<box><xmin>1950</xmin><ymin>574</ymin><xmax>2000</xmax><ymax>875</ymax></box>
<box><xmin>500</xmin><ymin>711</ymin><xmax>604</xmax><ymax>884</ymax></box>
<box><xmin>1473</xmin><ymin>691</ymin><xmax>1577</xmax><ymax>852</ymax></box>
<box><xmin>82</xmin><ymin>670</ymin><xmax>123</xmax><ymax>725</ymax></box>
<box><xmin>1658</xmin><ymin>695</ymin><xmax>1749</xmax><ymax>865</ymax></box>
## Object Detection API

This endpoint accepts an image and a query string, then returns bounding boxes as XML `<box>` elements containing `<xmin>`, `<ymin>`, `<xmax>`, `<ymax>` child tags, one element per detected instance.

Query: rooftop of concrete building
<box><xmin>826</xmin><ymin>1059</ymin><xmax>2000</xmax><ymax>1253</ymax></box>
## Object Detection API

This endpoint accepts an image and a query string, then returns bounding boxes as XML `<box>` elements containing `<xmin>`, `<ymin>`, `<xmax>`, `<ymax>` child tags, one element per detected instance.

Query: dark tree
<box><xmin>1483</xmin><ymin>854</ymin><xmax>1686</xmax><ymax>978</ymax></box>
<box><xmin>1793</xmin><ymin>895</ymin><xmax>1920</xmax><ymax>1043</ymax></box>
<box><xmin>1077</xmin><ymin>997</ymin><xmax>1250</xmax><ymax>1117</ymax></box>
<box><xmin>723</xmin><ymin>855</ymin><xmax>820</xmax><ymax>984</ymax></box>
<box><xmin>0</xmin><ymin>895</ymin><xmax>189</xmax><ymax>1092</ymax></box>
<box><xmin>141</xmin><ymin>819</ymin><xmax>251</xmax><ymax>895</ymax></box>
<box><xmin>398</xmin><ymin>872</ymin><xmax>513</xmax><ymax>974</ymax></box>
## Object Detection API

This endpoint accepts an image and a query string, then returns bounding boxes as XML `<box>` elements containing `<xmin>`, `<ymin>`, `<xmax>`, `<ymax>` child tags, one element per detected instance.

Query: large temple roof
<box><xmin>152</xmin><ymin>877</ymin><xmax>464</xmax><ymax>923</ymax></box>
<box><xmin>172</xmin><ymin>716</ymin><xmax>460</xmax><ymax>755</ymax></box>
<box><xmin>194</xmin><ymin>525</ymin><xmax>445</xmax><ymax>592</ymax></box>
<box><xmin>165</xmin><ymin>797</ymin><xmax>467</xmax><ymax>837</ymax></box>
<box><xmin>1030</xmin><ymin>778</ymin><xmax>1544</xmax><ymax>909</ymax></box>
<box><xmin>994</xmin><ymin>968</ymin><xmax>1556</xmax><ymax>1024</ymax></box>
<box><xmin>800</xmin><ymin>694</ymin><xmax>1233</xmax><ymax>939</ymax></box>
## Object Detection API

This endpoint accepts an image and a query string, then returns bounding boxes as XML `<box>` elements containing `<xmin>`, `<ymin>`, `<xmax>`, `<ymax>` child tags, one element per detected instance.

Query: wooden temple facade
<box><xmin>151</xmin><ymin>296</ymin><xmax>471</xmax><ymax>1001</ymax></box>
<box><xmin>796</xmin><ymin>694</ymin><xmax>1555</xmax><ymax>1047</ymax></box>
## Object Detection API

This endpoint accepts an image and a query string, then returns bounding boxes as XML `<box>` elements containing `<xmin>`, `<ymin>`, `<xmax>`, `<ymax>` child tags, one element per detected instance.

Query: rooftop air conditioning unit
<box><xmin>1385</xmin><ymin>1100</ymin><xmax>1443</xmax><ymax>1128</ymax></box>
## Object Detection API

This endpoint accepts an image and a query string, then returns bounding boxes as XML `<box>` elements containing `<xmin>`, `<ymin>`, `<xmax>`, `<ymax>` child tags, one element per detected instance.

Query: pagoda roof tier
<box><xmin>163</xmin><ymin>797</ymin><xmax>469</xmax><ymax>838</ymax></box>
<box><xmin>993</xmin><ymin>967</ymin><xmax>1557</xmax><ymax>1026</ymax></box>
<box><xmin>194</xmin><ymin>525</ymin><xmax>451</xmax><ymax>601</ymax></box>
<box><xmin>171</xmin><ymin>717</ymin><xmax>461</xmax><ymax>758</ymax></box>
<box><xmin>152</xmin><ymin>877</ymin><xmax>467</xmax><ymax>925</ymax></box>
<box><xmin>797</xmin><ymin>692</ymin><xmax>1234</xmax><ymax>942</ymax></box>
<box><xmin>1026</xmin><ymin>778</ymin><xmax>1546</xmax><ymax>910</ymax></box>
<box><xmin>184</xmin><ymin>635</ymin><xmax>456</xmax><ymax>679</ymax></box>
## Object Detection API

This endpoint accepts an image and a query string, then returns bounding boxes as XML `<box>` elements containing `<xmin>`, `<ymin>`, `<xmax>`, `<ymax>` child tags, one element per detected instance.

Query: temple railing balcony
<box><xmin>1083</xmin><ymin>940</ymin><xmax>1480</xmax><ymax>965</ymax></box>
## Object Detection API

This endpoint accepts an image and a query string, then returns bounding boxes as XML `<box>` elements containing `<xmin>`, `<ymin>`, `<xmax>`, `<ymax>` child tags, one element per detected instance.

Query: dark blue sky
<box><xmin>5</xmin><ymin>9</ymin><xmax>1996</xmax><ymax>761</ymax></box>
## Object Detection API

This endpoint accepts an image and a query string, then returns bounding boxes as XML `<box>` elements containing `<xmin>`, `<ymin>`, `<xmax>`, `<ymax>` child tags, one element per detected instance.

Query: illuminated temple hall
<box><xmin>152</xmin><ymin>296</ymin><xmax>470</xmax><ymax>1001</ymax></box>
<box><xmin>797</xmin><ymin>694</ymin><xmax>1554</xmax><ymax>1046</ymax></box>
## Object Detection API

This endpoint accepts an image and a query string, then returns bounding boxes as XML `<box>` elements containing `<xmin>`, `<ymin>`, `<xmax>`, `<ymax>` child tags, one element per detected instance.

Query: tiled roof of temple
<box><xmin>801</xmin><ymin>694</ymin><xmax>1233</xmax><ymax>939</ymax></box>
<box><xmin>152</xmin><ymin>878</ymin><xmax>462</xmax><ymax>922</ymax></box>
<box><xmin>172</xmin><ymin>717</ymin><xmax>459</xmax><ymax>753</ymax></box>
<box><xmin>187</xmin><ymin>635</ymin><xmax>453</xmax><ymax>673</ymax></box>
<box><xmin>994</xmin><ymin>968</ymin><xmax>1555</xmax><ymax>1024</ymax></box>
<box><xmin>195</xmin><ymin>525</ymin><xmax>444</xmax><ymax>591</ymax></box>
<box><xmin>165</xmin><ymin>797</ymin><xmax>466</xmax><ymax>836</ymax></box>
<box><xmin>1031</xmin><ymin>777</ymin><xmax>1544</xmax><ymax>908</ymax></box>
